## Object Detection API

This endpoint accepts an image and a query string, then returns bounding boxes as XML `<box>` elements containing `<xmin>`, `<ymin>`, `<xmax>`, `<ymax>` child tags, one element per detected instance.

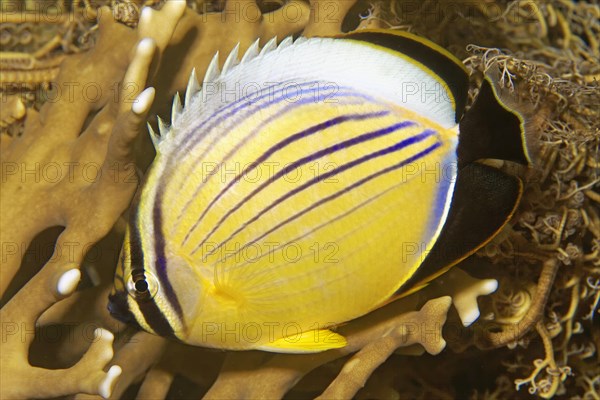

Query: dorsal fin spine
<box><xmin>171</xmin><ymin>92</ymin><xmax>182</xmax><ymax>124</ymax></box>
<box><xmin>203</xmin><ymin>52</ymin><xmax>221</xmax><ymax>87</ymax></box>
<box><xmin>278</xmin><ymin>36</ymin><xmax>294</xmax><ymax>49</ymax></box>
<box><xmin>185</xmin><ymin>68</ymin><xmax>200</xmax><ymax>107</ymax></box>
<box><xmin>147</xmin><ymin>122</ymin><xmax>160</xmax><ymax>149</ymax></box>
<box><xmin>241</xmin><ymin>38</ymin><xmax>260</xmax><ymax>64</ymax></box>
<box><xmin>259</xmin><ymin>36</ymin><xmax>278</xmax><ymax>56</ymax></box>
<box><xmin>157</xmin><ymin>116</ymin><xmax>169</xmax><ymax>137</ymax></box>
<box><xmin>152</xmin><ymin>36</ymin><xmax>300</xmax><ymax>148</ymax></box>
<box><xmin>222</xmin><ymin>43</ymin><xmax>240</xmax><ymax>74</ymax></box>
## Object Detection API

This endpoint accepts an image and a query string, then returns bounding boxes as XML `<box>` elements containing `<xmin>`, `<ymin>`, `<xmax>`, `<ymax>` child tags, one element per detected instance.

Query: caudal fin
<box><xmin>458</xmin><ymin>67</ymin><xmax>538</xmax><ymax>167</ymax></box>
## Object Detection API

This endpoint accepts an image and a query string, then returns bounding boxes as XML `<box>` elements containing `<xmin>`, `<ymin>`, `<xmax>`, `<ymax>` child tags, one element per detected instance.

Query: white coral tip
<box><xmin>57</xmin><ymin>268</ymin><xmax>81</xmax><ymax>295</ymax></box>
<box><xmin>99</xmin><ymin>365</ymin><xmax>122</xmax><ymax>399</ymax></box>
<box><xmin>132</xmin><ymin>87</ymin><xmax>155</xmax><ymax>115</ymax></box>
<box><xmin>455</xmin><ymin>278</ymin><xmax>498</xmax><ymax>327</ymax></box>
<box><xmin>139</xmin><ymin>7</ymin><xmax>153</xmax><ymax>27</ymax></box>
<box><xmin>136</xmin><ymin>38</ymin><xmax>155</xmax><ymax>58</ymax></box>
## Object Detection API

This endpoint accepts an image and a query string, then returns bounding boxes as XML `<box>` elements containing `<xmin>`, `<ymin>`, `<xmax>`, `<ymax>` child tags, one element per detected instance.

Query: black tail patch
<box><xmin>458</xmin><ymin>77</ymin><xmax>531</xmax><ymax>167</ymax></box>
<box><xmin>398</xmin><ymin>162</ymin><xmax>522</xmax><ymax>295</ymax></box>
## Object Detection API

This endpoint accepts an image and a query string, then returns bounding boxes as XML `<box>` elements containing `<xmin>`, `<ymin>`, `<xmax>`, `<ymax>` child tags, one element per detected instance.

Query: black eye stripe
<box><xmin>138</xmin><ymin>299</ymin><xmax>176</xmax><ymax>338</ymax></box>
<box><xmin>125</xmin><ymin>188</ymin><xmax>178</xmax><ymax>338</ymax></box>
<box><xmin>128</xmin><ymin>207</ymin><xmax>145</xmax><ymax>274</ymax></box>
<box><xmin>110</xmin><ymin>288</ymin><xmax>175</xmax><ymax>338</ymax></box>
<box><xmin>152</xmin><ymin>191</ymin><xmax>184</xmax><ymax>319</ymax></box>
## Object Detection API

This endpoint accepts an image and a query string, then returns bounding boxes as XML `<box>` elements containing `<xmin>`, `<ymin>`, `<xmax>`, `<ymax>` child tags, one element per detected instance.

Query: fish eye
<box><xmin>126</xmin><ymin>270</ymin><xmax>159</xmax><ymax>301</ymax></box>
<box><xmin>135</xmin><ymin>280</ymin><xmax>148</xmax><ymax>292</ymax></box>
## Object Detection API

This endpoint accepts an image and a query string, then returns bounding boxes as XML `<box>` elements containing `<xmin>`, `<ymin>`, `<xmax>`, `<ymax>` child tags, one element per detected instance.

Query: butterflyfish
<box><xmin>108</xmin><ymin>30</ymin><xmax>533</xmax><ymax>353</ymax></box>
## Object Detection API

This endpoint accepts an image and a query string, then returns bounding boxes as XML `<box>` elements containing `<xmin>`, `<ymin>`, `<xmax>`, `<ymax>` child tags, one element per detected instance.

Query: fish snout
<box><xmin>107</xmin><ymin>290</ymin><xmax>137</xmax><ymax>326</ymax></box>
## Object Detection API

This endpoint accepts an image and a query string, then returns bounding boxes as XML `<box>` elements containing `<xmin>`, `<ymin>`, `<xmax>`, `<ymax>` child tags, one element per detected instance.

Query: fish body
<box><xmin>109</xmin><ymin>30</ymin><xmax>531</xmax><ymax>352</ymax></box>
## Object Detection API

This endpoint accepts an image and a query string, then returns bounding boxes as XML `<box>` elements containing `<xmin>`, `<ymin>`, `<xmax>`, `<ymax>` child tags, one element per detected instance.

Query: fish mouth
<box><xmin>107</xmin><ymin>290</ymin><xmax>138</xmax><ymax>327</ymax></box>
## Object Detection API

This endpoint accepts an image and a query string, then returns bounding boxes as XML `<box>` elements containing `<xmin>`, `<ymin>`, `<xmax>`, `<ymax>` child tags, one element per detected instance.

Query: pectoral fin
<box><xmin>257</xmin><ymin>329</ymin><xmax>347</xmax><ymax>353</ymax></box>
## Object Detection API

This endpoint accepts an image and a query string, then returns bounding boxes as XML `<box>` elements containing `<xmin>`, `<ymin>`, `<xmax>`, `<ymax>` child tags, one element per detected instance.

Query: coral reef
<box><xmin>1</xmin><ymin>0</ymin><xmax>598</xmax><ymax>399</ymax></box>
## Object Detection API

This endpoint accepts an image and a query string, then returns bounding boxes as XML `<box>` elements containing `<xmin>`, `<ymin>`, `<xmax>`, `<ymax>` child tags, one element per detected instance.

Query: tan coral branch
<box><xmin>203</xmin><ymin>297</ymin><xmax>452</xmax><ymax>399</ymax></box>
<box><xmin>316</xmin><ymin>297</ymin><xmax>451</xmax><ymax>399</ymax></box>
<box><xmin>0</xmin><ymin>262</ymin><xmax>121</xmax><ymax>399</ymax></box>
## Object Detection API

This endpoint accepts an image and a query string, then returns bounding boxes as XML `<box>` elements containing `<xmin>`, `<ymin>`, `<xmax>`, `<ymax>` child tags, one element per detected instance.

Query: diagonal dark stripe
<box><xmin>197</xmin><ymin>128</ymin><xmax>437</xmax><ymax>258</ymax></box>
<box><xmin>220</xmin><ymin>167</ymin><xmax>417</xmax><ymax>272</ymax></box>
<box><xmin>183</xmin><ymin>111</ymin><xmax>389</xmax><ymax>246</ymax></box>
<box><xmin>191</xmin><ymin>120</ymin><xmax>416</xmax><ymax>255</ymax></box>
<box><xmin>153</xmin><ymin>190</ymin><xmax>184</xmax><ymax>320</ymax></box>
<box><xmin>170</xmin><ymin>82</ymin><xmax>335</xmax><ymax>212</ymax></box>
<box><xmin>126</xmin><ymin>210</ymin><xmax>176</xmax><ymax>337</ymax></box>
<box><xmin>217</xmin><ymin>141</ymin><xmax>442</xmax><ymax>267</ymax></box>
<box><xmin>138</xmin><ymin>298</ymin><xmax>176</xmax><ymax>338</ymax></box>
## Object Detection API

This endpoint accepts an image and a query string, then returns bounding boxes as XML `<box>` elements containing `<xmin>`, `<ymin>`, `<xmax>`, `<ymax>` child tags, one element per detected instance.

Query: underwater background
<box><xmin>1</xmin><ymin>0</ymin><xmax>599</xmax><ymax>399</ymax></box>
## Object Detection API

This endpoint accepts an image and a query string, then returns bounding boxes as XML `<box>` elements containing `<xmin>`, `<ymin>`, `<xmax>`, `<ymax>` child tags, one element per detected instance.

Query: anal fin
<box><xmin>257</xmin><ymin>329</ymin><xmax>347</xmax><ymax>353</ymax></box>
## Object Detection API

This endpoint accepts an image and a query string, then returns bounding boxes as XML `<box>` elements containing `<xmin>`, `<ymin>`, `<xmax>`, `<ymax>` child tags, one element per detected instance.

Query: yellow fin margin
<box><xmin>257</xmin><ymin>329</ymin><xmax>347</xmax><ymax>353</ymax></box>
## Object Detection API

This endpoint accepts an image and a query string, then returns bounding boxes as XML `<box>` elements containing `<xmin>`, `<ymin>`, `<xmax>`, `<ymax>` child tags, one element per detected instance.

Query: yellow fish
<box><xmin>108</xmin><ymin>30</ymin><xmax>532</xmax><ymax>352</ymax></box>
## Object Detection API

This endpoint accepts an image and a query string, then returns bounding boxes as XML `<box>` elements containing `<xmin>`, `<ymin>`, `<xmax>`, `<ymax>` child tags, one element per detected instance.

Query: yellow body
<box><xmin>156</xmin><ymin>100</ymin><xmax>456</xmax><ymax>350</ymax></box>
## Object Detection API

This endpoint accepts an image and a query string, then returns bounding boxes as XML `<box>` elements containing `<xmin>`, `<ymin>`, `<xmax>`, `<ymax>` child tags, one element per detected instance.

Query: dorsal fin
<box><xmin>241</xmin><ymin>38</ymin><xmax>260</xmax><ymax>64</ymax></box>
<box><xmin>184</xmin><ymin>68</ymin><xmax>200</xmax><ymax>107</ymax></box>
<box><xmin>340</xmin><ymin>29</ymin><xmax>469</xmax><ymax>120</ymax></box>
<box><xmin>203</xmin><ymin>52</ymin><xmax>221</xmax><ymax>86</ymax></box>
<box><xmin>151</xmin><ymin>38</ymin><xmax>296</xmax><ymax>150</ymax></box>
<box><xmin>171</xmin><ymin>92</ymin><xmax>182</xmax><ymax>124</ymax></box>
<box><xmin>222</xmin><ymin>43</ymin><xmax>240</xmax><ymax>74</ymax></box>
<box><xmin>157</xmin><ymin>116</ymin><xmax>169</xmax><ymax>137</ymax></box>
<box><xmin>259</xmin><ymin>36</ymin><xmax>278</xmax><ymax>56</ymax></box>
<box><xmin>157</xmin><ymin>31</ymin><xmax>471</xmax><ymax>151</ymax></box>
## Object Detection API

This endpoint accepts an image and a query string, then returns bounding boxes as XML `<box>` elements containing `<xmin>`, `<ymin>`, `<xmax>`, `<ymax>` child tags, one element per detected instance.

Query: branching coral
<box><xmin>1</xmin><ymin>264</ymin><xmax>121</xmax><ymax>399</ymax></box>
<box><xmin>202</xmin><ymin>296</ymin><xmax>452</xmax><ymax>399</ymax></box>
<box><xmin>1</xmin><ymin>1</ymin><xmax>186</xmax><ymax>397</ymax></box>
<box><xmin>1</xmin><ymin>0</ymin><xmax>599</xmax><ymax>398</ymax></box>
